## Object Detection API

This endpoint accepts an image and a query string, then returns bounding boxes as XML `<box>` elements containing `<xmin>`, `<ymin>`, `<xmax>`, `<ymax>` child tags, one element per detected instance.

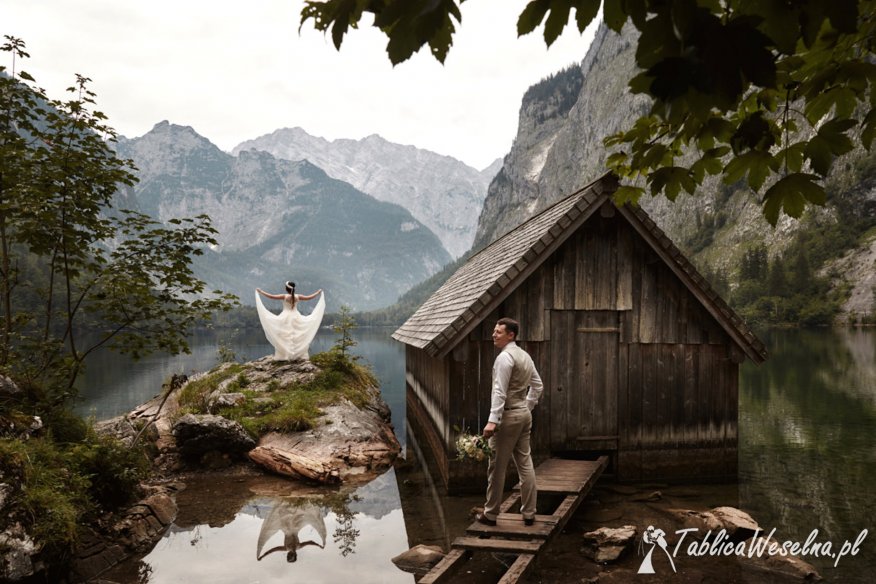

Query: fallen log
<box><xmin>248</xmin><ymin>445</ymin><xmax>342</xmax><ymax>484</ymax></box>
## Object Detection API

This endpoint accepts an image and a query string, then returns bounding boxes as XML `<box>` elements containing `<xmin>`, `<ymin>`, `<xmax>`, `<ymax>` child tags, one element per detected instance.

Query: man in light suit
<box><xmin>476</xmin><ymin>317</ymin><xmax>544</xmax><ymax>527</ymax></box>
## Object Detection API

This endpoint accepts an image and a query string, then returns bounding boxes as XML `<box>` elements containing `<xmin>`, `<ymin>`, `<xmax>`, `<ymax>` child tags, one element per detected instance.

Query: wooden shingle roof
<box><xmin>393</xmin><ymin>172</ymin><xmax>767</xmax><ymax>363</ymax></box>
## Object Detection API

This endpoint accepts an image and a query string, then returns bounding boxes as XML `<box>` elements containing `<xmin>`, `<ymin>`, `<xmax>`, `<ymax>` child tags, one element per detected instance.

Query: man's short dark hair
<box><xmin>496</xmin><ymin>317</ymin><xmax>519</xmax><ymax>338</ymax></box>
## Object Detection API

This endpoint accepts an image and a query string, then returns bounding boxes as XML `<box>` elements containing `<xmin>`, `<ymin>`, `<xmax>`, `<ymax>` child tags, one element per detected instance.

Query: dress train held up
<box><xmin>255</xmin><ymin>291</ymin><xmax>325</xmax><ymax>361</ymax></box>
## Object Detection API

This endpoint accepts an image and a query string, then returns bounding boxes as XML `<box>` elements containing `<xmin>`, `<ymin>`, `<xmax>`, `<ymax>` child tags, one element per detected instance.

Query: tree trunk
<box><xmin>247</xmin><ymin>446</ymin><xmax>341</xmax><ymax>484</ymax></box>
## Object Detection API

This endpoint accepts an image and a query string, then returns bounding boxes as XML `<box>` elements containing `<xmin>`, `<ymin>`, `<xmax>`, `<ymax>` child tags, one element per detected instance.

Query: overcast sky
<box><xmin>5</xmin><ymin>1</ymin><xmax>597</xmax><ymax>170</ymax></box>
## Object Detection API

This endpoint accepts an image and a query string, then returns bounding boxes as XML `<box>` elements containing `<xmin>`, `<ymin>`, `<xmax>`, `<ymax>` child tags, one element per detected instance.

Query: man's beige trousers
<box><xmin>484</xmin><ymin>406</ymin><xmax>536</xmax><ymax>521</ymax></box>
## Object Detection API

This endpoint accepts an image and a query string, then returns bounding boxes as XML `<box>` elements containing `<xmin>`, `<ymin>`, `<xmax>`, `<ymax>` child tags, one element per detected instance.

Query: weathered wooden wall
<box><xmin>405</xmin><ymin>345</ymin><xmax>451</xmax><ymax>486</ymax></box>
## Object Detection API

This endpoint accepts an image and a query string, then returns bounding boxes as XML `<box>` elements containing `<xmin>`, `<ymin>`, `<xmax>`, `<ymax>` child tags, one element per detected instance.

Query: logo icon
<box><xmin>638</xmin><ymin>525</ymin><xmax>677</xmax><ymax>574</ymax></box>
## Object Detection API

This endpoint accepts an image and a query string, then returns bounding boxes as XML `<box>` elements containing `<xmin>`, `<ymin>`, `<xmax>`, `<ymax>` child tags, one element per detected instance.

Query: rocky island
<box><xmin>69</xmin><ymin>352</ymin><xmax>401</xmax><ymax>582</ymax></box>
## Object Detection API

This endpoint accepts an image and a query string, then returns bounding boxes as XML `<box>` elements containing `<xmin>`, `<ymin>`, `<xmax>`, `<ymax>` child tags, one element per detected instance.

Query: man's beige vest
<box><xmin>503</xmin><ymin>343</ymin><xmax>536</xmax><ymax>409</ymax></box>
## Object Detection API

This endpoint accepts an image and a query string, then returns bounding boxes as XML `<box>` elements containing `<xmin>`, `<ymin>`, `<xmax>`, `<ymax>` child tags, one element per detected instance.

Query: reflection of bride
<box><xmin>256</xmin><ymin>501</ymin><xmax>327</xmax><ymax>563</ymax></box>
<box><xmin>255</xmin><ymin>281</ymin><xmax>325</xmax><ymax>361</ymax></box>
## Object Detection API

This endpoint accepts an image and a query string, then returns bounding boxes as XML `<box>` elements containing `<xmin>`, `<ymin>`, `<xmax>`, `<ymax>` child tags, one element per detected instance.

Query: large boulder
<box><xmin>581</xmin><ymin>525</ymin><xmax>637</xmax><ymax>563</ymax></box>
<box><xmin>0</xmin><ymin>375</ymin><xmax>21</xmax><ymax>397</ymax></box>
<box><xmin>0</xmin><ymin>523</ymin><xmax>39</xmax><ymax>582</ymax></box>
<box><xmin>744</xmin><ymin>553</ymin><xmax>823</xmax><ymax>581</ymax></box>
<box><xmin>248</xmin><ymin>395</ymin><xmax>400</xmax><ymax>483</ymax></box>
<box><xmin>391</xmin><ymin>544</ymin><xmax>446</xmax><ymax>575</ymax></box>
<box><xmin>72</xmin><ymin>488</ymin><xmax>179</xmax><ymax>582</ymax></box>
<box><xmin>94</xmin><ymin>415</ymin><xmax>139</xmax><ymax>447</ymax></box>
<box><xmin>669</xmin><ymin>506</ymin><xmax>759</xmax><ymax>542</ymax></box>
<box><xmin>172</xmin><ymin>414</ymin><xmax>256</xmax><ymax>461</ymax></box>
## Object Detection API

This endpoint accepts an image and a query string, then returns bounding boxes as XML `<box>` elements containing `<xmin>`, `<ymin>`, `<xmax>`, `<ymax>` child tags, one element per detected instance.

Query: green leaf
<box><xmin>761</xmin><ymin>173</ymin><xmax>826</xmax><ymax>226</ymax></box>
<box><xmin>543</xmin><ymin>1</ymin><xmax>572</xmax><ymax>46</ymax></box>
<box><xmin>628</xmin><ymin>71</ymin><xmax>653</xmax><ymax>95</ymax></box>
<box><xmin>670</xmin><ymin>0</ymin><xmax>697</xmax><ymax>41</ymax></box>
<box><xmin>690</xmin><ymin>151</ymin><xmax>724</xmax><ymax>182</ymax></box>
<box><xmin>804</xmin><ymin>118</ymin><xmax>856</xmax><ymax>174</ymax></box>
<box><xmin>603</xmin><ymin>0</ymin><xmax>626</xmax><ymax>33</ymax></box>
<box><xmin>604</xmin><ymin>132</ymin><xmax>626</xmax><ymax>148</ymax></box>
<box><xmin>770</xmin><ymin>143</ymin><xmax>806</xmax><ymax>173</ymax></box>
<box><xmin>731</xmin><ymin>111</ymin><xmax>776</xmax><ymax>153</ymax></box>
<box><xmin>805</xmin><ymin>87</ymin><xmax>859</xmax><ymax>125</ymax></box>
<box><xmin>574</xmin><ymin>0</ymin><xmax>601</xmax><ymax>33</ymax></box>
<box><xmin>824</xmin><ymin>0</ymin><xmax>858</xmax><ymax>34</ymax></box>
<box><xmin>625</xmin><ymin>0</ymin><xmax>648</xmax><ymax>28</ymax></box>
<box><xmin>641</xmin><ymin>144</ymin><xmax>669</xmax><ymax>169</ymax></box>
<box><xmin>613</xmin><ymin>185</ymin><xmax>644</xmax><ymax>206</ymax></box>
<box><xmin>745</xmin><ymin>0</ymin><xmax>800</xmax><ymax>54</ymax></box>
<box><xmin>697</xmin><ymin>118</ymin><xmax>734</xmax><ymax>150</ymax></box>
<box><xmin>518</xmin><ymin>0</ymin><xmax>551</xmax><ymax>36</ymax></box>
<box><xmin>648</xmin><ymin>166</ymin><xmax>695</xmax><ymax>201</ymax></box>
<box><xmin>804</xmin><ymin>138</ymin><xmax>832</xmax><ymax>175</ymax></box>
<box><xmin>723</xmin><ymin>150</ymin><xmax>772</xmax><ymax>190</ymax></box>
<box><xmin>606</xmin><ymin>151</ymin><xmax>628</xmax><ymax>168</ymax></box>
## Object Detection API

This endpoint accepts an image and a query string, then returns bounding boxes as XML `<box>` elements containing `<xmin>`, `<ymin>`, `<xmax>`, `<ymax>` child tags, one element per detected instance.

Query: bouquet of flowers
<box><xmin>454</xmin><ymin>427</ymin><xmax>493</xmax><ymax>462</ymax></box>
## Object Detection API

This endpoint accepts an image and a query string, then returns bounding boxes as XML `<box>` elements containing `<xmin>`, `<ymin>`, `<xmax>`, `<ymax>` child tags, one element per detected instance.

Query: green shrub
<box><xmin>67</xmin><ymin>430</ymin><xmax>150</xmax><ymax>510</ymax></box>
<box><xmin>43</xmin><ymin>407</ymin><xmax>89</xmax><ymax>444</ymax></box>
<box><xmin>0</xmin><ymin>437</ymin><xmax>88</xmax><ymax>562</ymax></box>
<box><xmin>0</xmin><ymin>421</ymin><xmax>149</xmax><ymax>568</ymax></box>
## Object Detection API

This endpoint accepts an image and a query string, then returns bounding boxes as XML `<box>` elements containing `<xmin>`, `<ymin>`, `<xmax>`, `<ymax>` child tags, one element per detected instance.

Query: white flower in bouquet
<box><xmin>455</xmin><ymin>429</ymin><xmax>493</xmax><ymax>462</ymax></box>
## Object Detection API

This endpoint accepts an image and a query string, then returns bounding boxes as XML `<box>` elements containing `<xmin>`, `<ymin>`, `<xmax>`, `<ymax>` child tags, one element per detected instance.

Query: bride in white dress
<box><xmin>255</xmin><ymin>281</ymin><xmax>325</xmax><ymax>361</ymax></box>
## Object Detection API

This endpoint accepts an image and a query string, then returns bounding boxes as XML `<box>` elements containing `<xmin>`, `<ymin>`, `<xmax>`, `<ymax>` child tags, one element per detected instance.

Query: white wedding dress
<box><xmin>255</xmin><ymin>291</ymin><xmax>325</xmax><ymax>361</ymax></box>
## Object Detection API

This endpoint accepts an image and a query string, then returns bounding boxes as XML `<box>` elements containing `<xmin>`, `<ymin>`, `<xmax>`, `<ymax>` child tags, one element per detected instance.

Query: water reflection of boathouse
<box><xmin>393</xmin><ymin>173</ymin><xmax>767</xmax><ymax>492</ymax></box>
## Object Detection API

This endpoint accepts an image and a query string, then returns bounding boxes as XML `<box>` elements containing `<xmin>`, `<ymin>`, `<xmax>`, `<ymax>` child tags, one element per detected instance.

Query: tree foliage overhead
<box><xmin>0</xmin><ymin>37</ymin><xmax>237</xmax><ymax>399</ymax></box>
<box><xmin>301</xmin><ymin>0</ymin><xmax>876</xmax><ymax>225</ymax></box>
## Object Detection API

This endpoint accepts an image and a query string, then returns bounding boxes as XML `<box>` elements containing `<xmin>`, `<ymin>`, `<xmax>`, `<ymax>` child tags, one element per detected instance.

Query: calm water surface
<box><xmin>78</xmin><ymin>327</ymin><xmax>876</xmax><ymax>583</ymax></box>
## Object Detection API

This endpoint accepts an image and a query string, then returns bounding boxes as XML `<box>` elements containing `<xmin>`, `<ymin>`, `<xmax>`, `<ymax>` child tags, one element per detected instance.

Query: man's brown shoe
<box><xmin>475</xmin><ymin>513</ymin><xmax>497</xmax><ymax>526</ymax></box>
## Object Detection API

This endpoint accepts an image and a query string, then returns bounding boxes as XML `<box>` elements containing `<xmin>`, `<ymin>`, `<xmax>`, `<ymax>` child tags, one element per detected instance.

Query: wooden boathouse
<box><xmin>393</xmin><ymin>173</ymin><xmax>767</xmax><ymax>492</ymax></box>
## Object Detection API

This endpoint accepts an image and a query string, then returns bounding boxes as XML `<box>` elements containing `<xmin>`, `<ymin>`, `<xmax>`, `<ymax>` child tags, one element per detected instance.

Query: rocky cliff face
<box><xmin>116</xmin><ymin>122</ymin><xmax>451</xmax><ymax>310</ymax></box>
<box><xmin>234</xmin><ymin>128</ymin><xmax>499</xmax><ymax>258</ymax></box>
<box><xmin>474</xmin><ymin>23</ymin><xmax>876</xmax><ymax>322</ymax></box>
<box><xmin>474</xmin><ymin>25</ymin><xmax>650</xmax><ymax>248</ymax></box>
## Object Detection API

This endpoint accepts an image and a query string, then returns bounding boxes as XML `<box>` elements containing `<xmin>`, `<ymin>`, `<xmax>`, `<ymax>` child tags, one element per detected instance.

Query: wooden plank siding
<box><xmin>405</xmin><ymin>346</ymin><xmax>451</xmax><ymax>482</ymax></box>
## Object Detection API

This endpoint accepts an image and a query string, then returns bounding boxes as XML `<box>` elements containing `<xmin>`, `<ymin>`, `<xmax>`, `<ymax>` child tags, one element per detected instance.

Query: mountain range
<box><xmin>234</xmin><ymin>128</ymin><xmax>500</xmax><ymax>259</ymax></box>
<box><xmin>115</xmin><ymin>122</ymin><xmax>452</xmax><ymax>311</ymax></box>
<box><xmin>114</xmin><ymin>23</ymin><xmax>876</xmax><ymax>322</ymax></box>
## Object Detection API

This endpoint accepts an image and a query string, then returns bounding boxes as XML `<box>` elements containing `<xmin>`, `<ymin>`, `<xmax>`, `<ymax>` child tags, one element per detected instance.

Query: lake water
<box><xmin>79</xmin><ymin>327</ymin><xmax>875</xmax><ymax>583</ymax></box>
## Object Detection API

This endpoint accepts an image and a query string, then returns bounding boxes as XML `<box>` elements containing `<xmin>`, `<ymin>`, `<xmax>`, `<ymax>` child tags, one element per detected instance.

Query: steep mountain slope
<box><xmin>116</xmin><ymin>122</ymin><xmax>451</xmax><ymax>310</ymax></box>
<box><xmin>233</xmin><ymin>128</ymin><xmax>499</xmax><ymax>258</ymax></box>
<box><xmin>473</xmin><ymin>23</ymin><xmax>876</xmax><ymax>323</ymax></box>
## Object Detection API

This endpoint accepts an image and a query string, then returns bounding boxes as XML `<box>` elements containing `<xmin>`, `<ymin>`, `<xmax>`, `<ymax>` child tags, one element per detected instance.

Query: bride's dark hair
<box><xmin>285</xmin><ymin>281</ymin><xmax>296</xmax><ymax>294</ymax></box>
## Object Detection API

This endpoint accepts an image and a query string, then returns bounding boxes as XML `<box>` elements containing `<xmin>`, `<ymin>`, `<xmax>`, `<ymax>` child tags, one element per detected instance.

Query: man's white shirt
<box><xmin>488</xmin><ymin>341</ymin><xmax>544</xmax><ymax>425</ymax></box>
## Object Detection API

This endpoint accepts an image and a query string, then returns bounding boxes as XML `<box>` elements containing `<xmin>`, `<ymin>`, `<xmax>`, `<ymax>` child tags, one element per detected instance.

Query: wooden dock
<box><xmin>420</xmin><ymin>456</ymin><xmax>608</xmax><ymax>584</ymax></box>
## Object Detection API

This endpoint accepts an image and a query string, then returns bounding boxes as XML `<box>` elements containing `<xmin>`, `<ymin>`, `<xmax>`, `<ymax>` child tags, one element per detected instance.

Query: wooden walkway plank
<box><xmin>497</xmin><ymin>554</ymin><xmax>536</xmax><ymax>584</ymax></box>
<box><xmin>453</xmin><ymin>537</ymin><xmax>543</xmax><ymax>554</ymax></box>
<box><xmin>516</xmin><ymin>457</ymin><xmax>608</xmax><ymax>494</ymax></box>
<box><xmin>420</xmin><ymin>456</ymin><xmax>608</xmax><ymax>584</ymax></box>
<box><xmin>499</xmin><ymin>492</ymin><xmax>521</xmax><ymax>513</ymax></box>
<box><xmin>418</xmin><ymin>549</ymin><xmax>471</xmax><ymax>584</ymax></box>
<box><xmin>466</xmin><ymin>514</ymin><xmax>558</xmax><ymax>539</ymax></box>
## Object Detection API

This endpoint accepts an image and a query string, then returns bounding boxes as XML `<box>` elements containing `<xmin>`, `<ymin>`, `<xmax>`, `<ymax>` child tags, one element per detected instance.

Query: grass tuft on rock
<box><xmin>217</xmin><ymin>352</ymin><xmax>377</xmax><ymax>437</ymax></box>
<box><xmin>176</xmin><ymin>363</ymin><xmax>245</xmax><ymax>415</ymax></box>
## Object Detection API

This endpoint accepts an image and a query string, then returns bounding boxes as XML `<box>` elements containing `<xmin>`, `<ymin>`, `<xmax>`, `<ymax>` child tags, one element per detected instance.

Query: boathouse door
<box><xmin>549</xmin><ymin>310</ymin><xmax>619</xmax><ymax>453</ymax></box>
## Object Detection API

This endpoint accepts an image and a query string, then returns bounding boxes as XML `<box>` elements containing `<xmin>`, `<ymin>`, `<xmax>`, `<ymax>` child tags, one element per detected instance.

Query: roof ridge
<box><xmin>464</xmin><ymin>172</ymin><xmax>615</xmax><ymax>263</ymax></box>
